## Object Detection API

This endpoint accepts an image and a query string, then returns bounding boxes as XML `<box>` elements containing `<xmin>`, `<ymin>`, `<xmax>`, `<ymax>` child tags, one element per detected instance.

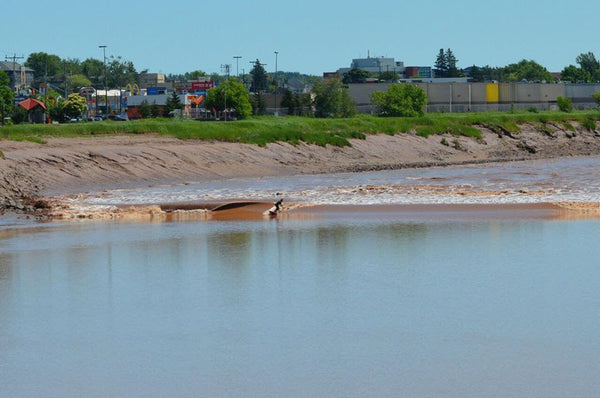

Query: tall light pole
<box><xmin>233</xmin><ymin>56</ymin><xmax>241</xmax><ymax>78</ymax></box>
<box><xmin>274</xmin><ymin>51</ymin><xmax>278</xmax><ymax>116</ymax></box>
<box><xmin>98</xmin><ymin>45</ymin><xmax>107</xmax><ymax>115</ymax></box>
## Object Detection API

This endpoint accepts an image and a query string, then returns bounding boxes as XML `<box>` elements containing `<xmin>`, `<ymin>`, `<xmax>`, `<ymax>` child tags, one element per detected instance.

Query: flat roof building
<box><xmin>337</xmin><ymin>56</ymin><xmax>405</xmax><ymax>75</ymax></box>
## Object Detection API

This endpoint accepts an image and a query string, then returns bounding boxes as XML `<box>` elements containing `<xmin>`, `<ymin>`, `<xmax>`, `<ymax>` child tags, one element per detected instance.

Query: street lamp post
<box><xmin>98</xmin><ymin>45</ymin><xmax>107</xmax><ymax>115</ymax></box>
<box><xmin>274</xmin><ymin>51</ymin><xmax>278</xmax><ymax>116</ymax></box>
<box><xmin>233</xmin><ymin>56</ymin><xmax>241</xmax><ymax>78</ymax></box>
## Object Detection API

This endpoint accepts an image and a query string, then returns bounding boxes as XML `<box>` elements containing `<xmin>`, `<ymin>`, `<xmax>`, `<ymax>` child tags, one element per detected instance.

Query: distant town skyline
<box><xmin>3</xmin><ymin>0</ymin><xmax>599</xmax><ymax>76</ymax></box>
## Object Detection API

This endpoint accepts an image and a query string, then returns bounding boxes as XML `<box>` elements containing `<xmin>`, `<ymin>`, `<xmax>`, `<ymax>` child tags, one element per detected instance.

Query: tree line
<box><xmin>4</xmin><ymin>49</ymin><xmax>600</xmax><ymax>125</ymax></box>
<box><xmin>24</xmin><ymin>52</ymin><xmax>137</xmax><ymax>95</ymax></box>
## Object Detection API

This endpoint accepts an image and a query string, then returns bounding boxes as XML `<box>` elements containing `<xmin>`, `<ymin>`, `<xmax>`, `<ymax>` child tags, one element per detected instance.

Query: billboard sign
<box><xmin>147</xmin><ymin>87</ymin><xmax>166</xmax><ymax>95</ymax></box>
<box><xmin>191</xmin><ymin>81</ymin><xmax>215</xmax><ymax>91</ymax></box>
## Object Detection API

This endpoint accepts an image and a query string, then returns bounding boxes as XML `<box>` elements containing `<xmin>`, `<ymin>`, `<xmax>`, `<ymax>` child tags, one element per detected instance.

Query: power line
<box><xmin>4</xmin><ymin>53</ymin><xmax>25</xmax><ymax>91</ymax></box>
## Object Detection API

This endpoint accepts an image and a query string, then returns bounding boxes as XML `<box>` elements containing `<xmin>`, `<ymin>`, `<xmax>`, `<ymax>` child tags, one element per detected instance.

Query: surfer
<box><xmin>264</xmin><ymin>199</ymin><xmax>283</xmax><ymax>216</ymax></box>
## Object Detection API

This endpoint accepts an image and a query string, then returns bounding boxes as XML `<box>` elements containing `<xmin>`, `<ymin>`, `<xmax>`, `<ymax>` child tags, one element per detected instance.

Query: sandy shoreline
<box><xmin>2</xmin><ymin>123</ymin><xmax>600</xmax><ymax>218</ymax></box>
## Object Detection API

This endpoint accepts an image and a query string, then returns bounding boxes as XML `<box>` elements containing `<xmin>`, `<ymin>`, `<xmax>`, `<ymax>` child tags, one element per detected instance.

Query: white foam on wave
<box><xmin>69</xmin><ymin>157</ymin><xmax>600</xmax><ymax>207</ymax></box>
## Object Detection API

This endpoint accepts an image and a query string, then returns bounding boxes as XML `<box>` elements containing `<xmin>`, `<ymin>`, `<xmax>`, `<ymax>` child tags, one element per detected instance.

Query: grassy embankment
<box><xmin>1</xmin><ymin>110</ymin><xmax>599</xmax><ymax>147</ymax></box>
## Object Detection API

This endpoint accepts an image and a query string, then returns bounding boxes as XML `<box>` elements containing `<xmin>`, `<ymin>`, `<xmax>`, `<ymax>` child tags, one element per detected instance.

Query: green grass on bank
<box><xmin>1</xmin><ymin>110</ymin><xmax>599</xmax><ymax>147</ymax></box>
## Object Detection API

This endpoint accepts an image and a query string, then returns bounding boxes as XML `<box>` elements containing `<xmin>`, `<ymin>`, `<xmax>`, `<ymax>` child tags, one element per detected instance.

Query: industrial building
<box><xmin>335</xmin><ymin>56</ymin><xmax>445</xmax><ymax>81</ymax></box>
<box><xmin>349</xmin><ymin>82</ymin><xmax>600</xmax><ymax>113</ymax></box>
<box><xmin>337</xmin><ymin>56</ymin><xmax>405</xmax><ymax>75</ymax></box>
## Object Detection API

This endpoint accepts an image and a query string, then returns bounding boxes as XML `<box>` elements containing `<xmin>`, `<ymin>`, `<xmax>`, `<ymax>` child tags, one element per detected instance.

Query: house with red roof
<box><xmin>18</xmin><ymin>98</ymin><xmax>47</xmax><ymax>123</ymax></box>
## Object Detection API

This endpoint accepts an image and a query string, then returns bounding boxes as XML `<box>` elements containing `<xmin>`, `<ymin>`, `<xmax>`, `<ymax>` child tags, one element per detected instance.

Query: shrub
<box><xmin>562</xmin><ymin>121</ymin><xmax>575</xmax><ymax>132</ymax></box>
<box><xmin>582</xmin><ymin>118</ymin><xmax>596</xmax><ymax>131</ymax></box>
<box><xmin>592</xmin><ymin>92</ymin><xmax>600</xmax><ymax>107</ymax></box>
<box><xmin>312</xmin><ymin>78</ymin><xmax>356</xmax><ymax>118</ymax></box>
<box><xmin>371</xmin><ymin>83</ymin><xmax>427</xmax><ymax>117</ymax></box>
<box><xmin>537</xmin><ymin>123</ymin><xmax>553</xmax><ymax>135</ymax></box>
<box><xmin>137</xmin><ymin>100</ymin><xmax>151</xmax><ymax>118</ymax></box>
<box><xmin>63</xmin><ymin>93</ymin><xmax>88</xmax><ymax>119</ymax></box>
<box><xmin>10</xmin><ymin>106</ymin><xmax>28</xmax><ymax>124</ymax></box>
<box><xmin>557</xmin><ymin>96</ymin><xmax>573</xmax><ymax>113</ymax></box>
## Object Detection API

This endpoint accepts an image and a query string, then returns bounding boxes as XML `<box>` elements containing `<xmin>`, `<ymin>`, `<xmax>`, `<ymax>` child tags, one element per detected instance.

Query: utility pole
<box><xmin>98</xmin><ymin>45</ymin><xmax>107</xmax><ymax>115</ymax></box>
<box><xmin>5</xmin><ymin>53</ymin><xmax>24</xmax><ymax>92</ymax></box>
<box><xmin>233</xmin><ymin>56</ymin><xmax>241</xmax><ymax>78</ymax></box>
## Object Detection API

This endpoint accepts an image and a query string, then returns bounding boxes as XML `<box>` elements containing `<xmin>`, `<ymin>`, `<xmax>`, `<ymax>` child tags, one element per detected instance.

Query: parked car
<box><xmin>107</xmin><ymin>114</ymin><xmax>129</xmax><ymax>121</ymax></box>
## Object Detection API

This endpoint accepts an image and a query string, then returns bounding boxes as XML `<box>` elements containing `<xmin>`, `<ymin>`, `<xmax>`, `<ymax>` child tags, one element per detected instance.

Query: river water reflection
<box><xmin>1</xmin><ymin>216</ymin><xmax>599</xmax><ymax>397</ymax></box>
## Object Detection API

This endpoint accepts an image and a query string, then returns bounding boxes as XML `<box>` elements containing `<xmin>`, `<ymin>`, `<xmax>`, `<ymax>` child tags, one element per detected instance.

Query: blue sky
<box><xmin>2</xmin><ymin>0</ymin><xmax>598</xmax><ymax>76</ymax></box>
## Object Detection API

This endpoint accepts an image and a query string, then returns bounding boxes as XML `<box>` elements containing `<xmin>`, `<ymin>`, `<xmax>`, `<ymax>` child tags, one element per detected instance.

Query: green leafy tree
<box><xmin>0</xmin><ymin>71</ymin><xmax>14</xmax><ymax>125</ymax></box>
<box><xmin>280</xmin><ymin>89</ymin><xmax>295</xmax><ymax>114</ymax></box>
<box><xmin>188</xmin><ymin>70</ymin><xmax>207</xmax><ymax>80</ymax></box>
<box><xmin>168</xmin><ymin>70</ymin><xmax>208</xmax><ymax>81</ymax></box>
<box><xmin>312</xmin><ymin>78</ymin><xmax>356</xmax><ymax>118</ymax></box>
<box><xmin>250</xmin><ymin>59</ymin><xmax>267</xmax><ymax>92</ymax></box>
<box><xmin>60</xmin><ymin>58</ymin><xmax>82</xmax><ymax>75</ymax></box>
<box><xmin>297</xmin><ymin>93</ymin><xmax>312</xmax><ymax>116</ymax></box>
<box><xmin>342</xmin><ymin>68</ymin><xmax>371</xmax><ymax>84</ymax></box>
<box><xmin>0</xmin><ymin>70</ymin><xmax>9</xmax><ymax>87</ymax></box>
<box><xmin>107</xmin><ymin>56</ymin><xmax>137</xmax><ymax>88</ymax></box>
<box><xmin>591</xmin><ymin>92</ymin><xmax>600</xmax><ymax>108</ymax></box>
<box><xmin>280</xmin><ymin>90</ymin><xmax>310</xmax><ymax>116</ymax></box>
<box><xmin>10</xmin><ymin>105</ymin><xmax>28</xmax><ymax>124</ymax></box>
<box><xmin>25</xmin><ymin>52</ymin><xmax>62</xmax><ymax>83</ymax></box>
<box><xmin>209</xmin><ymin>72</ymin><xmax>223</xmax><ymax>84</ymax></box>
<box><xmin>478</xmin><ymin>65</ymin><xmax>504</xmax><ymax>82</ymax></box>
<box><xmin>560</xmin><ymin>65</ymin><xmax>591</xmax><ymax>83</ymax></box>
<box><xmin>251</xmin><ymin>91</ymin><xmax>267</xmax><ymax>115</ymax></box>
<box><xmin>62</xmin><ymin>93</ymin><xmax>87</xmax><ymax>119</ymax></box>
<box><xmin>166</xmin><ymin>91</ymin><xmax>183</xmax><ymax>117</ymax></box>
<box><xmin>81</xmin><ymin>58</ymin><xmax>105</xmax><ymax>86</ymax></box>
<box><xmin>371</xmin><ymin>83</ymin><xmax>427</xmax><ymax>117</ymax></box>
<box><xmin>204</xmin><ymin>78</ymin><xmax>252</xmax><ymax>119</ymax></box>
<box><xmin>137</xmin><ymin>100</ymin><xmax>151</xmax><ymax>118</ymax></box>
<box><xmin>66</xmin><ymin>74</ymin><xmax>92</xmax><ymax>93</ymax></box>
<box><xmin>379</xmin><ymin>71</ymin><xmax>399</xmax><ymax>82</ymax></box>
<box><xmin>576</xmin><ymin>52</ymin><xmax>600</xmax><ymax>80</ymax></box>
<box><xmin>151</xmin><ymin>102</ymin><xmax>161</xmax><ymax>118</ymax></box>
<box><xmin>502</xmin><ymin>59</ymin><xmax>554</xmax><ymax>82</ymax></box>
<box><xmin>0</xmin><ymin>88</ymin><xmax>14</xmax><ymax>125</ymax></box>
<box><xmin>466</xmin><ymin>65</ymin><xmax>483</xmax><ymax>82</ymax></box>
<box><xmin>45</xmin><ymin>92</ymin><xmax>67</xmax><ymax>123</ymax></box>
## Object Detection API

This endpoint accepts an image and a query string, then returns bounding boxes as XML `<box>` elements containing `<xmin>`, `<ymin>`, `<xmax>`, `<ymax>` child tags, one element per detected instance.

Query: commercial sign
<box><xmin>147</xmin><ymin>87</ymin><xmax>166</xmax><ymax>95</ymax></box>
<box><xmin>191</xmin><ymin>81</ymin><xmax>215</xmax><ymax>91</ymax></box>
